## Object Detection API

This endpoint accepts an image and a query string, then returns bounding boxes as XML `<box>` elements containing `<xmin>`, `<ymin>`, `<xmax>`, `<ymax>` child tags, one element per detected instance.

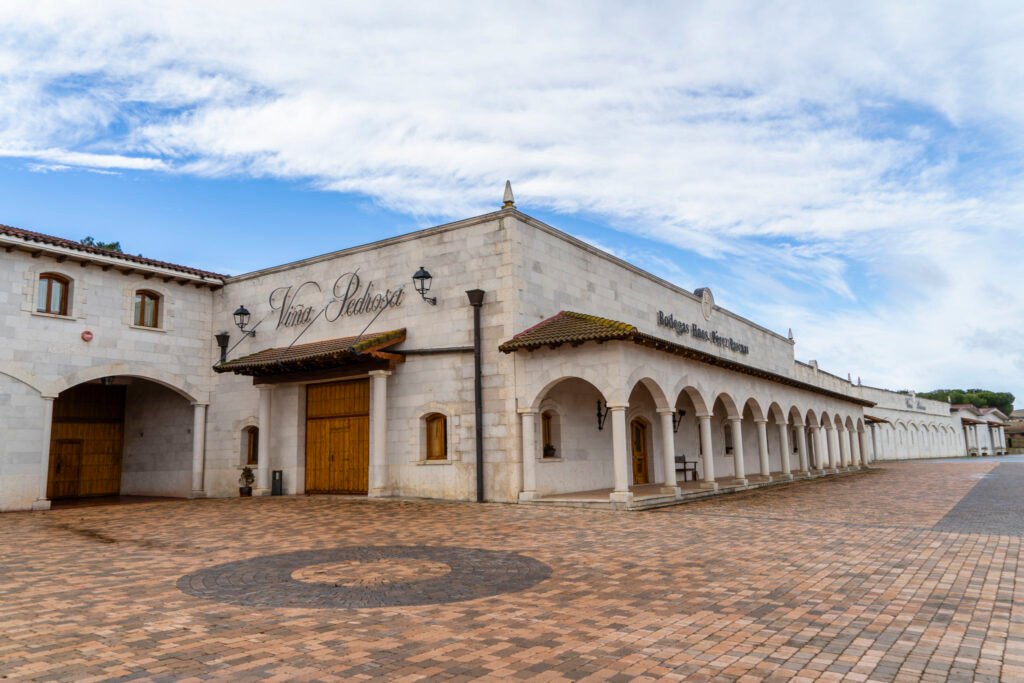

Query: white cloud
<box><xmin>0</xmin><ymin>1</ymin><xmax>1022</xmax><ymax>398</ymax></box>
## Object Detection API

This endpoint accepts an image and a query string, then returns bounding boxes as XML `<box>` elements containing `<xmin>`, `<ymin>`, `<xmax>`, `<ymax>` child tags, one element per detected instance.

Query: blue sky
<box><xmin>1</xmin><ymin>1</ymin><xmax>1022</xmax><ymax>403</ymax></box>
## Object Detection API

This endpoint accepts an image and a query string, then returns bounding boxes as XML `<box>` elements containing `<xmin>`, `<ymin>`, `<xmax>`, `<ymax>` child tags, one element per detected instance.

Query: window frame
<box><xmin>424</xmin><ymin>413</ymin><xmax>448</xmax><ymax>461</ymax></box>
<box><xmin>245</xmin><ymin>426</ymin><xmax>259</xmax><ymax>466</ymax></box>
<box><xmin>37</xmin><ymin>273</ymin><xmax>70</xmax><ymax>316</ymax></box>
<box><xmin>133</xmin><ymin>289</ymin><xmax>162</xmax><ymax>328</ymax></box>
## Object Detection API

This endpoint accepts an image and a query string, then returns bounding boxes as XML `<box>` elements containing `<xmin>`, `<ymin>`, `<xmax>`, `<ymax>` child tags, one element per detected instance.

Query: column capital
<box><xmin>605</xmin><ymin>403</ymin><xmax>628</xmax><ymax>411</ymax></box>
<box><xmin>190</xmin><ymin>401</ymin><xmax>210</xmax><ymax>407</ymax></box>
<box><xmin>258</xmin><ymin>384</ymin><xmax>277</xmax><ymax>392</ymax></box>
<box><xmin>728</xmin><ymin>415</ymin><xmax>743</xmax><ymax>423</ymax></box>
<box><xmin>368</xmin><ymin>370</ymin><xmax>392</xmax><ymax>378</ymax></box>
<box><xmin>754</xmin><ymin>417</ymin><xmax>768</xmax><ymax>424</ymax></box>
<box><xmin>656</xmin><ymin>409</ymin><xmax>679</xmax><ymax>416</ymax></box>
<box><xmin>517</xmin><ymin>408</ymin><xmax>538</xmax><ymax>416</ymax></box>
<box><xmin>695</xmin><ymin>412</ymin><xmax>712</xmax><ymax>420</ymax></box>
<box><xmin>41</xmin><ymin>395</ymin><xmax>57</xmax><ymax>401</ymax></box>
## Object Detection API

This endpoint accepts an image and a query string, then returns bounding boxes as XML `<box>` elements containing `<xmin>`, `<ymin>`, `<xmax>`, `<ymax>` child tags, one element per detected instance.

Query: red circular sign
<box><xmin>81</xmin><ymin>330</ymin><xmax>94</xmax><ymax>342</ymax></box>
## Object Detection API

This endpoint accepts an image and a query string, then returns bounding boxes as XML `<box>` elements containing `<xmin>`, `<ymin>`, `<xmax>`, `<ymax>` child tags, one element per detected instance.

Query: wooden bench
<box><xmin>674</xmin><ymin>455</ymin><xmax>698</xmax><ymax>482</ymax></box>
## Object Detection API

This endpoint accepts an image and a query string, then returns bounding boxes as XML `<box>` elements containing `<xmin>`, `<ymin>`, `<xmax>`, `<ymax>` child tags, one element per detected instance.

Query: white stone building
<box><xmin>0</xmin><ymin>190</ymin><xmax>1007</xmax><ymax>512</ymax></box>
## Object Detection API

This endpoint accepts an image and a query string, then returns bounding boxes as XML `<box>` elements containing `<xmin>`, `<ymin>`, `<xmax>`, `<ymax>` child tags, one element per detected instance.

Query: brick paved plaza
<box><xmin>1</xmin><ymin>459</ymin><xmax>1022</xmax><ymax>682</ymax></box>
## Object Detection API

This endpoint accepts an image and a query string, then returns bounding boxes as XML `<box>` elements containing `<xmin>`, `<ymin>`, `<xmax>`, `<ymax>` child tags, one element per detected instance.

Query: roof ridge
<box><xmin>0</xmin><ymin>222</ymin><xmax>226</xmax><ymax>280</ymax></box>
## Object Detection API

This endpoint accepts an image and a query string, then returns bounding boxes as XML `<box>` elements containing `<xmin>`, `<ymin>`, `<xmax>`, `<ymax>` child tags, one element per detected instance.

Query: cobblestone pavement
<box><xmin>1</xmin><ymin>460</ymin><xmax>1022</xmax><ymax>682</ymax></box>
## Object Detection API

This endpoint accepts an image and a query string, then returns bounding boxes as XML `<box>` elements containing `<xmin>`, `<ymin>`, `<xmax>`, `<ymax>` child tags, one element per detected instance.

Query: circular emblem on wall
<box><xmin>695</xmin><ymin>288</ymin><xmax>714</xmax><ymax>321</ymax></box>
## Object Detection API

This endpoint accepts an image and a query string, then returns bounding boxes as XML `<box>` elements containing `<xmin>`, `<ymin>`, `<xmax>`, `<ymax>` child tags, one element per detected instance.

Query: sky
<box><xmin>1</xmin><ymin>1</ymin><xmax>1022</xmax><ymax>404</ymax></box>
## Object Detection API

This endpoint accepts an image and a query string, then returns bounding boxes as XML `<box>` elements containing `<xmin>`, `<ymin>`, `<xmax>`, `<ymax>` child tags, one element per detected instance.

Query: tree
<box><xmin>918</xmin><ymin>389</ymin><xmax>1015</xmax><ymax>415</ymax></box>
<box><xmin>81</xmin><ymin>236</ymin><xmax>123</xmax><ymax>252</ymax></box>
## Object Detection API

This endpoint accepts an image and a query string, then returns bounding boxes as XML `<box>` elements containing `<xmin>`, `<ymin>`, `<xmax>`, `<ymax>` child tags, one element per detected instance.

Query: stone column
<box><xmin>368</xmin><ymin>370</ymin><xmax>391</xmax><ymax>497</ymax></box>
<box><xmin>519</xmin><ymin>411</ymin><xmax>537</xmax><ymax>502</ymax></box>
<box><xmin>698</xmin><ymin>414</ymin><xmax>717</xmax><ymax>490</ymax></box>
<box><xmin>191</xmin><ymin>403</ymin><xmax>208</xmax><ymax>496</ymax></box>
<box><xmin>851</xmin><ymin>428</ymin><xmax>862</xmax><ymax>467</ymax></box>
<box><xmin>729</xmin><ymin>417</ymin><xmax>747</xmax><ymax>484</ymax></box>
<box><xmin>755</xmin><ymin>419</ymin><xmax>771</xmax><ymax>481</ymax></box>
<box><xmin>256</xmin><ymin>385</ymin><xmax>274</xmax><ymax>494</ymax></box>
<box><xmin>807</xmin><ymin>426</ymin><xmax>820</xmax><ymax>472</ymax></box>
<box><xmin>777</xmin><ymin>421</ymin><xmax>792</xmax><ymax>479</ymax></box>
<box><xmin>609</xmin><ymin>405</ymin><xmax>631</xmax><ymax>503</ymax></box>
<box><xmin>658</xmin><ymin>410</ymin><xmax>679</xmax><ymax>492</ymax></box>
<box><xmin>826</xmin><ymin>426</ymin><xmax>839</xmax><ymax>471</ymax></box>
<box><xmin>868</xmin><ymin>424</ymin><xmax>878</xmax><ymax>464</ymax></box>
<box><xmin>796</xmin><ymin>425</ymin><xmax>810</xmax><ymax>474</ymax></box>
<box><xmin>33</xmin><ymin>396</ymin><xmax>57</xmax><ymax>511</ymax></box>
<box><xmin>838</xmin><ymin>426</ymin><xmax>850</xmax><ymax>468</ymax></box>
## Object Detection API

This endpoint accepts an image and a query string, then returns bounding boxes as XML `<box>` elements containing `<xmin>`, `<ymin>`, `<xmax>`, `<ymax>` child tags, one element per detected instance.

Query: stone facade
<box><xmin>0</xmin><ymin>204</ymin><xmax>1008</xmax><ymax>512</ymax></box>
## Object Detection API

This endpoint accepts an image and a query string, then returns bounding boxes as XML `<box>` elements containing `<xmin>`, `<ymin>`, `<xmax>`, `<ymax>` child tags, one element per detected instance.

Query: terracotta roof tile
<box><xmin>498</xmin><ymin>311</ymin><xmax>636</xmax><ymax>351</ymax></box>
<box><xmin>500</xmin><ymin>310</ymin><xmax>875</xmax><ymax>407</ymax></box>
<box><xmin>215</xmin><ymin>328</ymin><xmax>405</xmax><ymax>375</ymax></box>
<box><xmin>0</xmin><ymin>222</ymin><xmax>226</xmax><ymax>280</ymax></box>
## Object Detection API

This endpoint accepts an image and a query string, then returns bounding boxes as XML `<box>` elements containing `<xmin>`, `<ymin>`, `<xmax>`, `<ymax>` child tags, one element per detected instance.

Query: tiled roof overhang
<box><xmin>1</xmin><ymin>223</ymin><xmax>226</xmax><ymax>285</ymax></box>
<box><xmin>214</xmin><ymin>329</ymin><xmax>406</xmax><ymax>376</ymax></box>
<box><xmin>864</xmin><ymin>414</ymin><xmax>891</xmax><ymax>424</ymax></box>
<box><xmin>500</xmin><ymin>311</ymin><xmax>876</xmax><ymax>407</ymax></box>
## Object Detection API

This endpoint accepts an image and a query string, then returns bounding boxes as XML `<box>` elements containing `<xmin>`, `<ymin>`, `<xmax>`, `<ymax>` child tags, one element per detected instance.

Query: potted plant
<box><xmin>238</xmin><ymin>466</ymin><xmax>255</xmax><ymax>497</ymax></box>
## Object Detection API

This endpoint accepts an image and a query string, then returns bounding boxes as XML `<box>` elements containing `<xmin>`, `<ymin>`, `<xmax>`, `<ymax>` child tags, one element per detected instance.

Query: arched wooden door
<box><xmin>630</xmin><ymin>418</ymin><xmax>650</xmax><ymax>485</ymax></box>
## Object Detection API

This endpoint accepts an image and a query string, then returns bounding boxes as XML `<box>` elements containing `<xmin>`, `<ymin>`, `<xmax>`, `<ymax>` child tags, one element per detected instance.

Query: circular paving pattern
<box><xmin>177</xmin><ymin>546</ymin><xmax>552</xmax><ymax>609</ymax></box>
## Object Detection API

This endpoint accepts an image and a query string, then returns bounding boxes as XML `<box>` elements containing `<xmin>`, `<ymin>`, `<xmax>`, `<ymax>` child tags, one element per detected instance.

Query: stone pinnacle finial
<box><xmin>502</xmin><ymin>180</ymin><xmax>515</xmax><ymax>209</ymax></box>
<box><xmin>787</xmin><ymin>328</ymin><xmax>794</xmax><ymax>341</ymax></box>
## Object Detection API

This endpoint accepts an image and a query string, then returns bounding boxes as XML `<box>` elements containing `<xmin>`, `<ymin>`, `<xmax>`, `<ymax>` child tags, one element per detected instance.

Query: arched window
<box><xmin>541</xmin><ymin>410</ymin><xmax>560</xmax><ymax>458</ymax></box>
<box><xmin>134</xmin><ymin>290</ymin><xmax>161</xmax><ymax>328</ymax></box>
<box><xmin>425</xmin><ymin>413</ymin><xmax>447</xmax><ymax>461</ymax></box>
<box><xmin>37</xmin><ymin>273</ymin><xmax>70</xmax><ymax>315</ymax></box>
<box><xmin>244</xmin><ymin>426</ymin><xmax>259</xmax><ymax>466</ymax></box>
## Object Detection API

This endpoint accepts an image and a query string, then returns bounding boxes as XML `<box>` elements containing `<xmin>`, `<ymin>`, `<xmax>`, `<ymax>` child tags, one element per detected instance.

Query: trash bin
<box><xmin>271</xmin><ymin>470</ymin><xmax>283</xmax><ymax>496</ymax></box>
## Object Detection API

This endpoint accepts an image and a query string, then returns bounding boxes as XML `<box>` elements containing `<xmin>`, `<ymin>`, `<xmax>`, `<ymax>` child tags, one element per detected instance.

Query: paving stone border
<box><xmin>177</xmin><ymin>545</ymin><xmax>552</xmax><ymax>608</ymax></box>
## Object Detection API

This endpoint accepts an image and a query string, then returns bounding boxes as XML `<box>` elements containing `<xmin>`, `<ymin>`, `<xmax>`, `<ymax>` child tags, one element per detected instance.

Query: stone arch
<box><xmin>713</xmin><ymin>392</ymin><xmax>740</xmax><ymax>420</ymax></box>
<box><xmin>673</xmin><ymin>384</ymin><xmax>710</xmax><ymax>415</ymax></box>
<box><xmin>742</xmin><ymin>397</ymin><xmax>766</xmax><ymax>422</ymax></box>
<box><xmin>0</xmin><ymin>363</ymin><xmax>49</xmax><ymax>396</ymax></box>
<box><xmin>55</xmin><ymin>363</ymin><xmax>205</xmax><ymax>404</ymax></box>
<box><xmin>805</xmin><ymin>408</ymin><xmax>819</xmax><ymax>428</ymax></box>
<box><xmin>767</xmin><ymin>402</ymin><xmax>788</xmax><ymax>424</ymax></box>
<box><xmin>627</xmin><ymin>374</ymin><xmax>671</xmax><ymax>412</ymax></box>
<box><xmin>529</xmin><ymin>372</ymin><xmax>614</xmax><ymax>412</ymax></box>
<box><xmin>788</xmin><ymin>405</ymin><xmax>804</xmax><ymax>427</ymax></box>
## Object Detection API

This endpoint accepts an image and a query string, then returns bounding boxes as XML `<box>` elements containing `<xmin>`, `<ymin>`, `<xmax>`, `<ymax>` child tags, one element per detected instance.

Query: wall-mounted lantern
<box><xmin>596</xmin><ymin>400</ymin><xmax>609</xmax><ymax>430</ymax></box>
<box><xmin>672</xmin><ymin>408</ymin><xmax>687</xmax><ymax>433</ymax></box>
<box><xmin>412</xmin><ymin>266</ymin><xmax>437</xmax><ymax>305</ymax></box>
<box><xmin>233</xmin><ymin>305</ymin><xmax>255</xmax><ymax>337</ymax></box>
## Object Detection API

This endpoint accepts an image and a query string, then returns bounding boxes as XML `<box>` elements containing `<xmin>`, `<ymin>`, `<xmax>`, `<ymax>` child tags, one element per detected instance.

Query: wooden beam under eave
<box><xmin>121</xmin><ymin>267</ymin><xmax>135</xmax><ymax>276</ymax></box>
<box><xmin>3</xmin><ymin>245</ymin><xmax>12</xmax><ymax>253</ymax></box>
<box><xmin>31</xmin><ymin>251</ymin><xmax>41</xmax><ymax>258</ymax></box>
<box><xmin>56</xmin><ymin>255</ymin><xmax>66</xmax><ymax>263</ymax></box>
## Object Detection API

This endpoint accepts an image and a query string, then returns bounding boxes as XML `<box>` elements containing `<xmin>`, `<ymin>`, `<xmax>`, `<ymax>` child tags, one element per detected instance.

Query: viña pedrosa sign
<box><xmin>657</xmin><ymin>311</ymin><xmax>750</xmax><ymax>354</ymax></box>
<box><xmin>270</xmin><ymin>271</ymin><xmax>405</xmax><ymax>329</ymax></box>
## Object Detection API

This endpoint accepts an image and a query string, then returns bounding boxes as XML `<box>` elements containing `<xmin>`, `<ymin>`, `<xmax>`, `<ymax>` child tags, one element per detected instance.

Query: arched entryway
<box><xmin>45</xmin><ymin>377</ymin><xmax>197</xmax><ymax>503</ymax></box>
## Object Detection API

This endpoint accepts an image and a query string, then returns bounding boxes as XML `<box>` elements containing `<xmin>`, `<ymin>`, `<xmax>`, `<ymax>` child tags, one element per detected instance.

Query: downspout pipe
<box><xmin>466</xmin><ymin>289</ymin><xmax>486</xmax><ymax>502</ymax></box>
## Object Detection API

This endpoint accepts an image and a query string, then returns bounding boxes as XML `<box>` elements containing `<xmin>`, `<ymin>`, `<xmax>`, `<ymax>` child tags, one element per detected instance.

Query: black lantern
<box><xmin>233</xmin><ymin>305</ymin><xmax>255</xmax><ymax>336</ymax></box>
<box><xmin>412</xmin><ymin>266</ymin><xmax>437</xmax><ymax>305</ymax></box>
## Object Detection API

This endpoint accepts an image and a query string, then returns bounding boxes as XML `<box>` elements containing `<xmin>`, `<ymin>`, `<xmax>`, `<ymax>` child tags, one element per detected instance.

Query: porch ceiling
<box><xmin>500</xmin><ymin>311</ymin><xmax>875</xmax><ymax>407</ymax></box>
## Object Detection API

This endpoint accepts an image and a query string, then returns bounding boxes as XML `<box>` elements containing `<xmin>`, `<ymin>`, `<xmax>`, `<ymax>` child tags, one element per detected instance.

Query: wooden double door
<box><xmin>305</xmin><ymin>380</ymin><xmax>370</xmax><ymax>494</ymax></box>
<box><xmin>47</xmin><ymin>384</ymin><xmax>126</xmax><ymax>499</ymax></box>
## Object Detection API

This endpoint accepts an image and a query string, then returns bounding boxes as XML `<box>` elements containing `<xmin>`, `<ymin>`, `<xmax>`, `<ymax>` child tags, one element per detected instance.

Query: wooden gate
<box><xmin>305</xmin><ymin>380</ymin><xmax>370</xmax><ymax>494</ymax></box>
<box><xmin>47</xmin><ymin>384</ymin><xmax>126</xmax><ymax>499</ymax></box>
